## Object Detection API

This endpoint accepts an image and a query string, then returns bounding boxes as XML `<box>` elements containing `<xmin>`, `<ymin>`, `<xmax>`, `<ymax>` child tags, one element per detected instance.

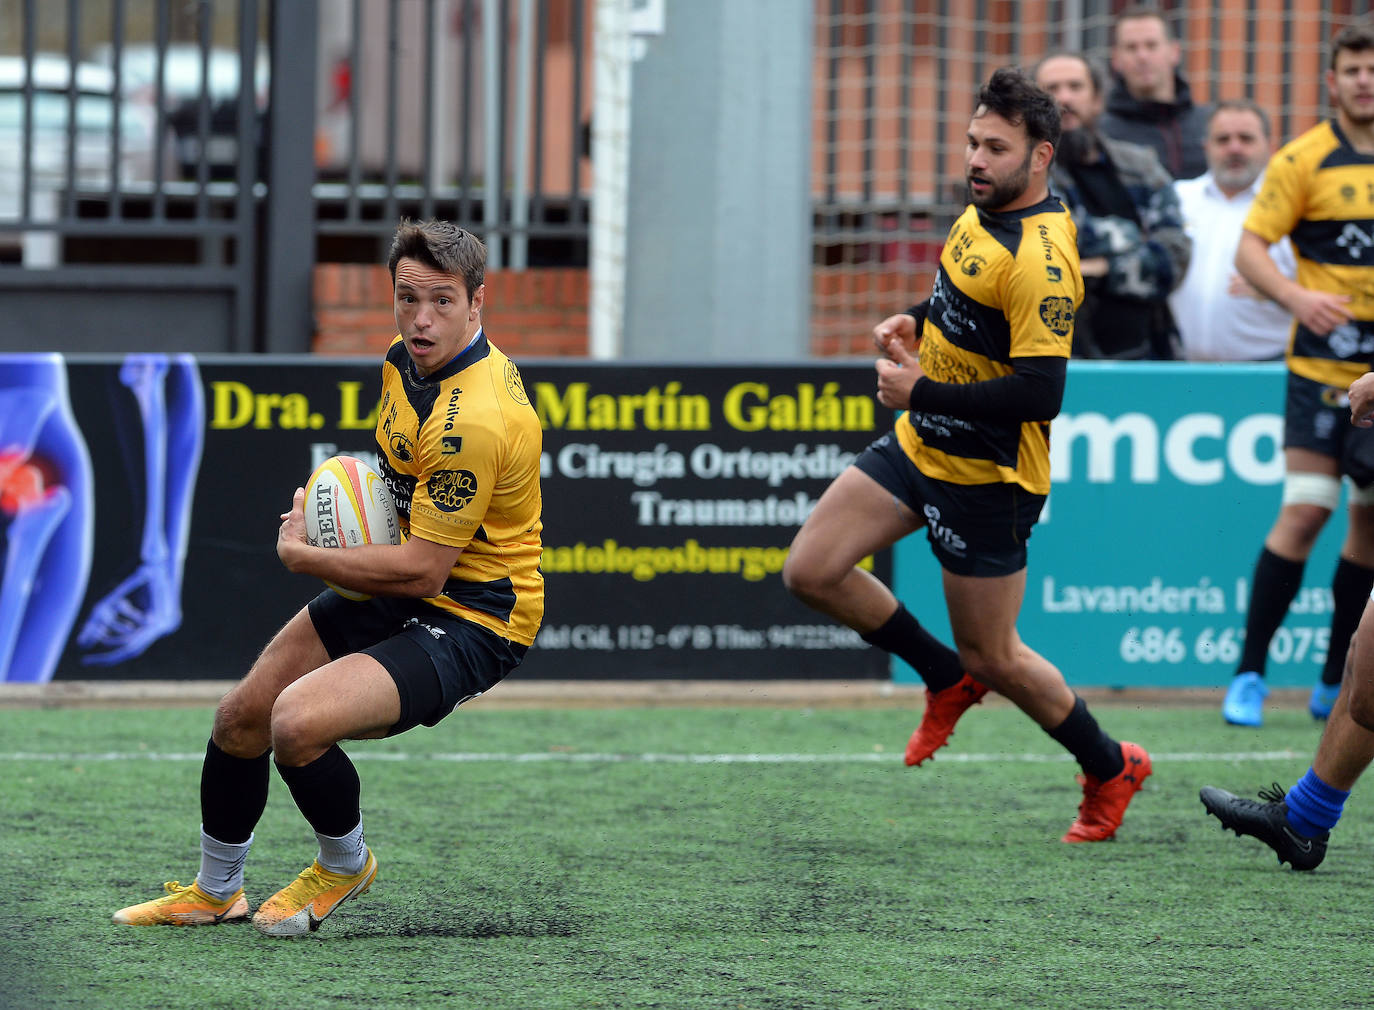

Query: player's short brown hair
<box><xmin>387</xmin><ymin>218</ymin><xmax>486</xmax><ymax>299</ymax></box>
<box><xmin>1331</xmin><ymin>23</ymin><xmax>1374</xmax><ymax>71</ymax></box>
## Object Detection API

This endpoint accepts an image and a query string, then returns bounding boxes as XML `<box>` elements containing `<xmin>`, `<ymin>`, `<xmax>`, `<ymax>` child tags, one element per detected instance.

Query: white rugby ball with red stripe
<box><xmin>303</xmin><ymin>454</ymin><xmax>401</xmax><ymax>601</ymax></box>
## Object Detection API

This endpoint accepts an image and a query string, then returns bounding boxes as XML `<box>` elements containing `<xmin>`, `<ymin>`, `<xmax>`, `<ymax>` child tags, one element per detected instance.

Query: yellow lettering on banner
<box><xmin>210</xmin><ymin>381</ymin><xmax>254</xmax><ymax>429</ymax></box>
<box><xmin>536</xmin><ymin>381</ymin><xmax>586</xmax><ymax>429</ymax></box>
<box><xmin>535</xmin><ymin>381</ymin><xmax>711</xmax><ymax>431</ymax></box>
<box><xmin>338</xmin><ymin>382</ymin><xmax>380</xmax><ymax>430</ymax></box>
<box><xmin>276</xmin><ymin>393</ymin><xmax>318</xmax><ymax>429</ymax></box>
<box><xmin>541</xmin><ymin>538</ymin><xmax>874</xmax><ymax>582</ymax></box>
<box><xmin>723</xmin><ymin>382</ymin><xmax>873</xmax><ymax>432</ymax></box>
<box><xmin>723</xmin><ymin>382</ymin><xmax>769</xmax><ymax>431</ymax></box>
<box><xmin>209</xmin><ymin>382</ymin><xmax>323</xmax><ymax>430</ymax></box>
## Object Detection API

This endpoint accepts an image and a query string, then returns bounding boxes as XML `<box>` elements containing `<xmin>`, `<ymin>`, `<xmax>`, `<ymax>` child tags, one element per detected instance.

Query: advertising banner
<box><xmin>3</xmin><ymin>354</ymin><xmax>887</xmax><ymax>684</ymax></box>
<box><xmin>893</xmin><ymin>362</ymin><xmax>1349</xmax><ymax>689</ymax></box>
<box><xmin>3</xmin><ymin>355</ymin><xmax>1349</xmax><ymax>688</ymax></box>
<box><xmin>528</xmin><ymin>364</ymin><xmax>889</xmax><ymax>678</ymax></box>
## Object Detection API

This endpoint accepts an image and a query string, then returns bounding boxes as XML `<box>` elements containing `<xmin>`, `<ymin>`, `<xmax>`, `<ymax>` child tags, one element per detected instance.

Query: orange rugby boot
<box><xmin>113</xmin><ymin>880</ymin><xmax>249</xmax><ymax>926</ymax></box>
<box><xmin>1062</xmin><ymin>742</ymin><xmax>1152</xmax><ymax>842</ymax></box>
<box><xmin>904</xmin><ymin>673</ymin><xmax>990</xmax><ymax>766</ymax></box>
<box><xmin>252</xmin><ymin>848</ymin><xmax>378</xmax><ymax>937</ymax></box>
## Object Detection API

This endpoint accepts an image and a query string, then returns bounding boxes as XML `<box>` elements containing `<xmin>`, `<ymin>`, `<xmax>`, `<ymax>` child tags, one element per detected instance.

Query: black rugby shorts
<box><xmin>854</xmin><ymin>432</ymin><xmax>1045</xmax><ymax>577</ymax></box>
<box><xmin>1284</xmin><ymin>370</ymin><xmax>1361</xmax><ymax>470</ymax></box>
<box><xmin>308</xmin><ymin>590</ymin><xmax>528</xmax><ymax>734</ymax></box>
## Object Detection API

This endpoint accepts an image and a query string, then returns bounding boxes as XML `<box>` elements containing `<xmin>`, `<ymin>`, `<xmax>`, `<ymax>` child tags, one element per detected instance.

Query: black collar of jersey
<box><xmin>974</xmin><ymin>193</ymin><xmax>1063</xmax><ymax>225</ymax></box>
<box><xmin>1328</xmin><ymin>119</ymin><xmax>1374</xmax><ymax>164</ymax></box>
<box><xmin>389</xmin><ymin>330</ymin><xmax>493</xmax><ymax>387</ymax></box>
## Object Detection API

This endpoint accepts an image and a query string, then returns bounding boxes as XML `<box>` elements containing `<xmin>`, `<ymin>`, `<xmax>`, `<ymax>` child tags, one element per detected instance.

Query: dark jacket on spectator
<box><xmin>1048</xmin><ymin>133</ymin><xmax>1191</xmax><ymax>360</ymax></box>
<box><xmin>1098</xmin><ymin>72</ymin><xmax>1210</xmax><ymax>181</ymax></box>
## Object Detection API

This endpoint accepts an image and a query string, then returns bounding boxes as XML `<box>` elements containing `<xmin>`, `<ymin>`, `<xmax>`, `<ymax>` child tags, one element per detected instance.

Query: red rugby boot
<box><xmin>1062</xmin><ymin>742</ymin><xmax>1152</xmax><ymax>842</ymax></box>
<box><xmin>904</xmin><ymin>673</ymin><xmax>989</xmax><ymax>766</ymax></box>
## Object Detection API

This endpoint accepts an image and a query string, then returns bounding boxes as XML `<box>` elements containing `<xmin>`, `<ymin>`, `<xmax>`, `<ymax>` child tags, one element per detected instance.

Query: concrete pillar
<box><xmin>622</xmin><ymin>1</ymin><xmax>813</xmax><ymax>360</ymax></box>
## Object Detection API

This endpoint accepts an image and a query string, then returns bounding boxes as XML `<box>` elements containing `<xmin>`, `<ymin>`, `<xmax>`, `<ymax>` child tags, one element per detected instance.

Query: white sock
<box><xmin>197</xmin><ymin>827</ymin><xmax>252</xmax><ymax>901</ymax></box>
<box><xmin>315</xmin><ymin>821</ymin><xmax>367</xmax><ymax>875</ymax></box>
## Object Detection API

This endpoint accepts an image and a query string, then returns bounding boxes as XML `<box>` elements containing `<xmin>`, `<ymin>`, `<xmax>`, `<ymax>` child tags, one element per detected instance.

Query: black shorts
<box><xmin>308</xmin><ymin>591</ymin><xmax>528</xmax><ymax>735</ymax></box>
<box><xmin>1284</xmin><ymin>371</ymin><xmax>1354</xmax><ymax>461</ymax></box>
<box><xmin>854</xmin><ymin>432</ymin><xmax>1045</xmax><ymax>577</ymax></box>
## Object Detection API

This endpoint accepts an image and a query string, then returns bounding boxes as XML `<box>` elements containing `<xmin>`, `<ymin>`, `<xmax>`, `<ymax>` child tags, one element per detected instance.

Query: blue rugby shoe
<box><xmin>1309</xmin><ymin>682</ymin><xmax>1340</xmax><ymax>721</ymax></box>
<box><xmin>1222</xmin><ymin>671</ymin><xmax>1268</xmax><ymax>727</ymax></box>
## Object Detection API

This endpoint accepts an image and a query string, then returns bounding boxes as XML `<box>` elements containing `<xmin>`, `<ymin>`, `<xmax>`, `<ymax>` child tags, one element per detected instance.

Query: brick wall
<box><xmin>312</xmin><ymin>264</ymin><xmax>590</xmax><ymax>357</ymax></box>
<box><xmin>312</xmin><ymin>263</ymin><xmax>908</xmax><ymax>358</ymax></box>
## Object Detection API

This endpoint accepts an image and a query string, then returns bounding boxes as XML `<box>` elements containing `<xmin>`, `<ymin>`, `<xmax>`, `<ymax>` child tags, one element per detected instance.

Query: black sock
<box><xmin>860</xmin><ymin>603</ymin><xmax>963</xmax><ymax>692</ymax></box>
<box><xmin>1322</xmin><ymin>558</ymin><xmax>1374</xmax><ymax>686</ymax></box>
<box><xmin>201</xmin><ymin>738</ymin><xmax>270</xmax><ymax>845</ymax></box>
<box><xmin>1237</xmin><ymin>547</ymin><xmax>1306</xmax><ymax>676</ymax></box>
<box><xmin>275</xmin><ymin>744</ymin><xmax>362</xmax><ymax>838</ymax></box>
<box><xmin>1046</xmin><ymin>697</ymin><xmax>1123</xmax><ymax>781</ymax></box>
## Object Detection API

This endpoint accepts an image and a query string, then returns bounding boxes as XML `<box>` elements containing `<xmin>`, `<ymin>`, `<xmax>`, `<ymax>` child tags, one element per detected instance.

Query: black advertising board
<box><xmin>527</xmin><ymin>363</ymin><xmax>889</xmax><ymax>679</ymax></box>
<box><xmin>0</xmin><ymin>354</ymin><xmax>888</xmax><ymax>684</ymax></box>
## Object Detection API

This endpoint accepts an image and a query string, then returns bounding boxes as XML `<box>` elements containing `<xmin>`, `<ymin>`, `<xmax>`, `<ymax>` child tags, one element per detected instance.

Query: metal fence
<box><xmin>0</xmin><ymin>0</ymin><xmax>270</xmax><ymax>352</ymax></box>
<box><xmin>0</xmin><ymin>0</ymin><xmax>593</xmax><ymax>353</ymax></box>
<box><xmin>314</xmin><ymin>0</ymin><xmax>592</xmax><ymax>271</ymax></box>
<box><xmin>809</xmin><ymin>0</ymin><xmax>1374</xmax><ymax>354</ymax></box>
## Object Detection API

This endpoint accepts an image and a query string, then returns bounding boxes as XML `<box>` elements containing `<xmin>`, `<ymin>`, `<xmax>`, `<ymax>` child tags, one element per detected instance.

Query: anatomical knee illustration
<box><xmin>0</xmin><ymin>355</ymin><xmax>95</xmax><ymax>684</ymax></box>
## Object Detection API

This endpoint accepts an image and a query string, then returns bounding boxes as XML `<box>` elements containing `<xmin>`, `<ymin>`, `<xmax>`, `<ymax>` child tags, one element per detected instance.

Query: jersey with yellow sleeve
<box><xmin>895</xmin><ymin>196</ymin><xmax>1083</xmax><ymax>494</ymax></box>
<box><xmin>1245</xmin><ymin>120</ymin><xmax>1374</xmax><ymax>387</ymax></box>
<box><xmin>375</xmin><ymin>332</ymin><xmax>544</xmax><ymax>646</ymax></box>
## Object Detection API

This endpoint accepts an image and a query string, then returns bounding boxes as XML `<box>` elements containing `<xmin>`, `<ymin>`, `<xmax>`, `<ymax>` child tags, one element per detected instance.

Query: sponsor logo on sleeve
<box><xmin>427</xmin><ymin>469</ymin><xmax>479</xmax><ymax>513</ymax></box>
<box><xmin>1038</xmin><ymin>296</ymin><xmax>1074</xmax><ymax>337</ymax></box>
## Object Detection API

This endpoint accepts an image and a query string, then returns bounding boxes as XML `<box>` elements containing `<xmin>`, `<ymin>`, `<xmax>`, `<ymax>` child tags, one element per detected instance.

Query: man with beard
<box><xmin>1034</xmin><ymin>52</ymin><xmax>1190</xmax><ymax>360</ymax></box>
<box><xmin>1212</xmin><ymin>24</ymin><xmax>1374</xmax><ymax>730</ymax></box>
<box><xmin>1169</xmin><ymin>99</ymin><xmax>1296</xmax><ymax>362</ymax></box>
<box><xmin>784</xmin><ymin>67</ymin><xmax>1152</xmax><ymax>844</ymax></box>
<box><xmin>1099</xmin><ymin>6</ymin><xmax>1210</xmax><ymax>180</ymax></box>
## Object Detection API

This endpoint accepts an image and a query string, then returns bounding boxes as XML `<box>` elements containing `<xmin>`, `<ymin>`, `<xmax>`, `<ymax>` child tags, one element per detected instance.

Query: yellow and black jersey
<box><xmin>375</xmin><ymin>331</ymin><xmax>544</xmax><ymax>646</ymax></box>
<box><xmin>895</xmin><ymin>196</ymin><xmax>1082</xmax><ymax>494</ymax></box>
<box><xmin>1246</xmin><ymin>120</ymin><xmax>1374</xmax><ymax>387</ymax></box>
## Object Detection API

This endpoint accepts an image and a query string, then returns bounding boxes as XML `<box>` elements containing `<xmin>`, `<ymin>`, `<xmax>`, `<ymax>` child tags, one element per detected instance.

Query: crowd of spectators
<box><xmin>1026</xmin><ymin>5</ymin><xmax>1330</xmax><ymax>367</ymax></box>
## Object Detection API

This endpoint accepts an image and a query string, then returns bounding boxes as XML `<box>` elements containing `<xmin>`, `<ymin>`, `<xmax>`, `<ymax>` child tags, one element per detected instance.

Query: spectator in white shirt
<box><xmin>1169</xmin><ymin>99</ymin><xmax>1296</xmax><ymax>361</ymax></box>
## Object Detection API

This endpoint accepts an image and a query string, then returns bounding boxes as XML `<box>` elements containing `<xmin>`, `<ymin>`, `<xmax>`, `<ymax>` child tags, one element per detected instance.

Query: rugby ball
<box><xmin>303</xmin><ymin>455</ymin><xmax>401</xmax><ymax>601</ymax></box>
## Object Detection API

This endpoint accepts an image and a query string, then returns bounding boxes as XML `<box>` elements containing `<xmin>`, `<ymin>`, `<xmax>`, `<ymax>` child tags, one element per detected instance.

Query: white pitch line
<box><xmin>0</xmin><ymin>749</ymin><xmax>1308</xmax><ymax>764</ymax></box>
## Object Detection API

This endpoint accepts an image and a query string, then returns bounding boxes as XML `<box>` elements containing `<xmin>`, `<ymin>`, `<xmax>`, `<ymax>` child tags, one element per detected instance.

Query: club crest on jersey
<box><xmin>959</xmin><ymin>254</ymin><xmax>987</xmax><ymax>277</ymax></box>
<box><xmin>427</xmin><ymin>469</ymin><xmax>478</xmax><ymax>512</ymax></box>
<box><xmin>382</xmin><ymin>399</ymin><xmax>415</xmax><ymax>461</ymax></box>
<box><xmin>505</xmin><ymin>360</ymin><xmax>529</xmax><ymax>405</ymax></box>
<box><xmin>1038</xmin><ymin>296</ymin><xmax>1074</xmax><ymax>336</ymax></box>
<box><xmin>389</xmin><ymin>431</ymin><xmax>415</xmax><ymax>462</ymax></box>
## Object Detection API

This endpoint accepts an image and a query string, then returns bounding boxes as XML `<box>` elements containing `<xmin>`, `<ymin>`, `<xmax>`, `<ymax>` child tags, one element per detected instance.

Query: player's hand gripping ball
<box><xmin>303</xmin><ymin>455</ymin><xmax>401</xmax><ymax>601</ymax></box>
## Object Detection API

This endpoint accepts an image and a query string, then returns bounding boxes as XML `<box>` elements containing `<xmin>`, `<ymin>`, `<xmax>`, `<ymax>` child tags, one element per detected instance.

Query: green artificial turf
<box><xmin>1</xmin><ymin>702</ymin><xmax>1370</xmax><ymax>1010</ymax></box>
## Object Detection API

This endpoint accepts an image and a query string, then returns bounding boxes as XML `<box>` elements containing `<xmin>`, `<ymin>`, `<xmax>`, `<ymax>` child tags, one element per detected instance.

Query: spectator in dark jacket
<box><xmin>1098</xmin><ymin>5</ymin><xmax>1210</xmax><ymax>180</ymax></box>
<box><xmin>1034</xmin><ymin>51</ymin><xmax>1191</xmax><ymax>359</ymax></box>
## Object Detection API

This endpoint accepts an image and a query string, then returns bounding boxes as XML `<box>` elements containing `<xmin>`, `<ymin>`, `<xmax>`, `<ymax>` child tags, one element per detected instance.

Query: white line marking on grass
<box><xmin>0</xmin><ymin>749</ymin><xmax>1308</xmax><ymax>764</ymax></box>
